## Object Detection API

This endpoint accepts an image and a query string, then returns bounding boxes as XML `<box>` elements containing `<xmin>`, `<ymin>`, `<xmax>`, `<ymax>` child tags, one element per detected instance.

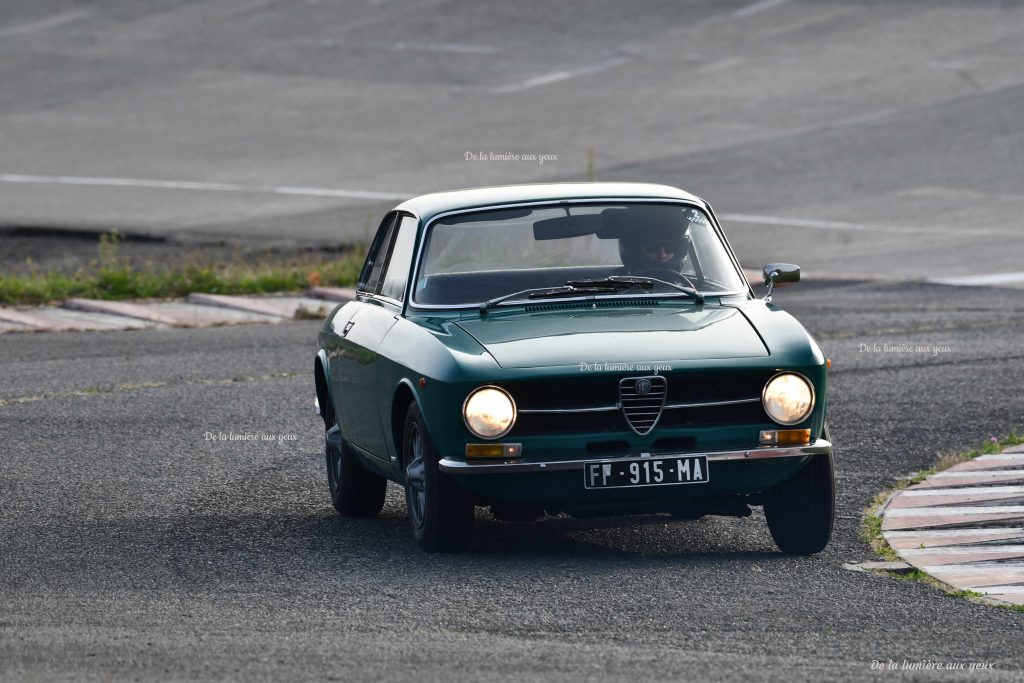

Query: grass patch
<box><xmin>0</xmin><ymin>232</ymin><xmax>366</xmax><ymax>305</ymax></box>
<box><xmin>294</xmin><ymin>302</ymin><xmax>331</xmax><ymax>320</ymax></box>
<box><xmin>860</xmin><ymin>431</ymin><xmax>1024</xmax><ymax>611</ymax></box>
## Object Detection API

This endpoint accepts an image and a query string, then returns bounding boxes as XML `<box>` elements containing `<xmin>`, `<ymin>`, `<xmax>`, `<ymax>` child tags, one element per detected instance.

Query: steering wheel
<box><xmin>629</xmin><ymin>268</ymin><xmax>699</xmax><ymax>290</ymax></box>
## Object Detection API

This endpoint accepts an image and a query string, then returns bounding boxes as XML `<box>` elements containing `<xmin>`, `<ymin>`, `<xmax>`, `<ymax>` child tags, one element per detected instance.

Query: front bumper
<box><xmin>439</xmin><ymin>438</ymin><xmax>831</xmax><ymax>474</ymax></box>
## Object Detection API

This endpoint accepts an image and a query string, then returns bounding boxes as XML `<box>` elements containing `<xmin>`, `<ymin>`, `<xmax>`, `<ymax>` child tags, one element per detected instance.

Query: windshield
<box><xmin>413</xmin><ymin>202</ymin><xmax>746</xmax><ymax>306</ymax></box>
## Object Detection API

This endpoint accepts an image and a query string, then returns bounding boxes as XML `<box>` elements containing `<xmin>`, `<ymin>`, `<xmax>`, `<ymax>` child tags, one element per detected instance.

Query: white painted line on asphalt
<box><xmin>698</xmin><ymin>57</ymin><xmax>746</xmax><ymax>74</ymax></box>
<box><xmin>718</xmin><ymin>212</ymin><xmax>987</xmax><ymax>235</ymax></box>
<box><xmin>390</xmin><ymin>41</ymin><xmax>501</xmax><ymax>54</ymax></box>
<box><xmin>0</xmin><ymin>174</ymin><xmax>410</xmax><ymax>201</ymax></box>
<box><xmin>761</xmin><ymin>5</ymin><xmax>858</xmax><ymax>37</ymax></box>
<box><xmin>899</xmin><ymin>486</ymin><xmax>1024</xmax><ymax>497</ymax></box>
<box><xmin>0</xmin><ymin>9</ymin><xmax>90</xmax><ymax>36</ymax></box>
<box><xmin>884</xmin><ymin>528</ymin><xmax>1024</xmax><ymax>538</ymax></box>
<box><xmin>721</xmin><ymin>213</ymin><xmax>882</xmax><ymax>231</ymax></box>
<box><xmin>0</xmin><ymin>173</ymin><xmax>1014</xmax><ymax>248</ymax></box>
<box><xmin>929</xmin><ymin>272</ymin><xmax>1024</xmax><ymax>287</ymax></box>
<box><xmin>323</xmin><ymin>40</ymin><xmax>501</xmax><ymax>54</ymax></box>
<box><xmin>733</xmin><ymin>0</ymin><xmax>792</xmax><ymax>19</ymax></box>
<box><xmin>822</xmin><ymin>107</ymin><xmax>903</xmax><ymax>130</ymax></box>
<box><xmin>884</xmin><ymin>506</ymin><xmax>1024</xmax><ymax>517</ymax></box>
<box><xmin>492</xmin><ymin>55</ymin><xmax>632</xmax><ymax>94</ymax></box>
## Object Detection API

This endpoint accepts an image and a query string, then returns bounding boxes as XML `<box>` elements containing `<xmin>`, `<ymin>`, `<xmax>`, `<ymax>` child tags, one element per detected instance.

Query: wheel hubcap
<box><xmin>406</xmin><ymin>425</ymin><xmax>426</xmax><ymax>527</ymax></box>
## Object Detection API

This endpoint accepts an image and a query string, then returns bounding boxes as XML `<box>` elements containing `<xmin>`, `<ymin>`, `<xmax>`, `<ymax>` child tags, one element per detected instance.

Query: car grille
<box><xmin>619</xmin><ymin>376</ymin><xmax>666</xmax><ymax>435</ymax></box>
<box><xmin>505</xmin><ymin>370</ymin><xmax>772</xmax><ymax>437</ymax></box>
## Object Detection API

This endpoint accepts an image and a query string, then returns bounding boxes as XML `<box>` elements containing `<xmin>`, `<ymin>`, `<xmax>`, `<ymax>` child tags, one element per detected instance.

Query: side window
<box><xmin>379</xmin><ymin>215</ymin><xmax>418</xmax><ymax>301</ymax></box>
<box><xmin>358</xmin><ymin>213</ymin><xmax>397</xmax><ymax>293</ymax></box>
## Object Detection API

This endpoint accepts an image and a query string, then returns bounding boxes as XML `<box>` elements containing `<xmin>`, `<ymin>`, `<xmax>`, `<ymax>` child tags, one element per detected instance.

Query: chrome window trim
<box><xmin>704</xmin><ymin>201</ymin><xmax>755</xmax><ymax>299</ymax></box>
<box><xmin>378</xmin><ymin>212</ymin><xmax>419</xmax><ymax>302</ymax></box>
<box><xmin>358</xmin><ymin>292</ymin><xmax>403</xmax><ymax>309</ymax></box>
<box><xmin>406</xmin><ymin>198</ymin><xmax>751</xmax><ymax>311</ymax></box>
<box><xmin>438</xmin><ymin>439</ymin><xmax>832</xmax><ymax>474</ymax></box>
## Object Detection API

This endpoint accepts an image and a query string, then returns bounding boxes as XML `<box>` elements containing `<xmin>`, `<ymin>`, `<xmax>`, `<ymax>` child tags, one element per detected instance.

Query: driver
<box><xmin>617</xmin><ymin>222</ymin><xmax>687</xmax><ymax>274</ymax></box>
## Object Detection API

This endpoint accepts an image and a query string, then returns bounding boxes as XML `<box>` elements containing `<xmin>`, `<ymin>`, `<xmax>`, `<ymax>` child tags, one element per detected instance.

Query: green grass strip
<box><xmin>0</xmin><ymin>233</ymin><xmax>366</xmax><ymax>305</ymax></box>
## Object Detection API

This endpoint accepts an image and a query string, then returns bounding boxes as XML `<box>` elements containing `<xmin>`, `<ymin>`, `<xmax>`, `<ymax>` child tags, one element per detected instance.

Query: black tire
<box><xmin>764</xmin><ymin>450</ymin><xmax>835</xmax><ymax>555</ymax></box>
<box><xmin>325</xmin><ymin>425</ymin><xmax>387</xmax><ymax>517</ymax></box>
<box><xmin>402</xmin><ymin>403</ymin><xmax>473</xmax><ymax>552</ymax></box>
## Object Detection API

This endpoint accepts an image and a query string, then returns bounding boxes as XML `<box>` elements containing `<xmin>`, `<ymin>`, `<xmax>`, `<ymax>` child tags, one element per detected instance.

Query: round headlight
<box><xmin>463</xmin><ymin>386</ymin><xmax>516</xmax><ymax>439</ymax></box>
<box><xmin>762</xmin><ymin>372</ymin><xmax>815</xmax><ymax>426</ymax></box>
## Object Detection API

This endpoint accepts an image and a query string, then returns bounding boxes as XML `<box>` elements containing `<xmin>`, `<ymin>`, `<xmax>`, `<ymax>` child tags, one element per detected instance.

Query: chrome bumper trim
<box><xmin>439</xmin><ymin>439</ymin><xmax>831</xmax><ymax>474</ymax></box>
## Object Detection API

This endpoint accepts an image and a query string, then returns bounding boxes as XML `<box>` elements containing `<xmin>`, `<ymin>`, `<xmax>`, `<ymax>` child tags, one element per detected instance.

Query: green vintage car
<box><xmin>314</xmin><ymin>183</ymin><xmax>833</xmax><ymax>553</ymax></box>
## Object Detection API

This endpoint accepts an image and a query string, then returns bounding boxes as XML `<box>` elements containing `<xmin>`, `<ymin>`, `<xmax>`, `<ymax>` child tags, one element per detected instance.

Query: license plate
<box><xmin>583</xmin><ymin>455</ymin><xmax>709</xmax><ymax>489</ymax></box>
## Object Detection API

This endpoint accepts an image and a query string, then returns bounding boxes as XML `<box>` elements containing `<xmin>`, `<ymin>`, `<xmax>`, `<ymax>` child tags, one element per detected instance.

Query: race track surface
<box><xmin>3</xmin><ymin>281</ymin><xmax>1023</xmax><ymax>681</ymax></box>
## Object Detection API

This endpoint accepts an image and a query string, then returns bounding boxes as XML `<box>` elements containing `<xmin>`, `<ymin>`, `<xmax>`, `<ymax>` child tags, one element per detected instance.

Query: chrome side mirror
<box><xmin>762</xmin><ymin>263</ymin><xmax>800</xmax><ymax>303</ymax></box>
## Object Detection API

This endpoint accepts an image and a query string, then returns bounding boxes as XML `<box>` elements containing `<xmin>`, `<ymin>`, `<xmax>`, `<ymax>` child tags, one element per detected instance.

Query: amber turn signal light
<box><xmin>759</xmin><ymin>429</ymin><xmax>811</xmax><ymax>446</ymax></box>
<box><xmin>465</xmin><ymin>443</ymin><xmax>523</xmax><ymax>459</ymax></box>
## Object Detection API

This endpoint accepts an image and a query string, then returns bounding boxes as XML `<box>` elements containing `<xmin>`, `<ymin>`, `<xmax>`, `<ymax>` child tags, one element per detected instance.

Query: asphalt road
<box><xmin>2</xmin><ymin>0</ymin><xmax>1023</xmax><ymax>282</ymax></box>
<box><xmin>3</xmin><ymin>1</ymin><xmax>1024</xmax><ymax>680</ymax></box>
<box><xmin>3</xmin><ymin>280</ymin><xmax>1024</xmax><ymax>682</ymax></box>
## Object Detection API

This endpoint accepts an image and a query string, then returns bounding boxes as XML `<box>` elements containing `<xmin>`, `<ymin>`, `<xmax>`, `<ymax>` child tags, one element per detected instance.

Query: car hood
<box><xmin>453</xmin><ymin>306</ymin><xmax>768</xmax><ymax>369</ymax></box>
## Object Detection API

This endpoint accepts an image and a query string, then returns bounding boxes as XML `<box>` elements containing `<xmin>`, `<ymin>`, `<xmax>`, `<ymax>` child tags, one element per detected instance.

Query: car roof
<box><xmin>393</xmin><ymin>182</ymin><xmax>707</xmax><ymax>223</ymax></box>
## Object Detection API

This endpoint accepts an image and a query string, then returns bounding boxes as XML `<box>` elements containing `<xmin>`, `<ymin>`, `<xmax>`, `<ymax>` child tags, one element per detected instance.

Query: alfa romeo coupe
<box><xmin>314</xmin><ymin>183</ymin><xmax>833</xmax><ymax>553</ymax></box>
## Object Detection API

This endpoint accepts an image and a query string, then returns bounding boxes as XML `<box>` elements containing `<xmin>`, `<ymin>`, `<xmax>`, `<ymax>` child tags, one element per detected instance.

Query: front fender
<box><xmin>377</xmin><ymin>318</ymin><xmax>499</xmax><ymax>464</ymax></box>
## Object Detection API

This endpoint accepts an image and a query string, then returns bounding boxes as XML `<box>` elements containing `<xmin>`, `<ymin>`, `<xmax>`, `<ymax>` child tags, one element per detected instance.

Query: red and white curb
<box><xmin>0</xmin><ymin>288</ymin><xmax>356</xmax><ymax>334</ymax></box>
<box><xmin>882</xmin><ymin>445</ymin><xmax>1024</xmax><ymax>606</ymax></box>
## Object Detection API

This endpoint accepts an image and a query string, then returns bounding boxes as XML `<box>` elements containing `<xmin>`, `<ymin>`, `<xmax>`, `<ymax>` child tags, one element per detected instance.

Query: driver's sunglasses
<box><xmin>640</xmin><ymin>240</ymin><xmax>676</xmax><ymax>255</ymax></box>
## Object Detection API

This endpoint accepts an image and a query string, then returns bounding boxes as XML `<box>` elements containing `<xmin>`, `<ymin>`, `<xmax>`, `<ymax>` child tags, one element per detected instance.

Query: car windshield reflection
<box><xmin>413</xmin><ymin>202</ymin><xmax>747</xmax><ymax>307</ymax></box>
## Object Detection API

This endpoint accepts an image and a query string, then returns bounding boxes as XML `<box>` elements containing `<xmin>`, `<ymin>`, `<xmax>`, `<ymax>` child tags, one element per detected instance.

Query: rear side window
<box><xmin>379</xmin><ymin>215</ymin><xmax>418</xmax><ymax>301</ymax></box>
<box><xmin>358</xmin><ymin>213</ymin><xmax>397</xmax><ymax>292</ymax></box>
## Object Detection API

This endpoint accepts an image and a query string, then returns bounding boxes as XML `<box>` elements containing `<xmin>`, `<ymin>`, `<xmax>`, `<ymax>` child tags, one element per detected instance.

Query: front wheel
<box><xmin>326</xmin><ymin>425</ymin><xmax>387</xmax><ymax>517</ymax></box>
<box><xmin>763</xmin><ymin>450</ymin><xmax>835</xmax><ymax>555</ymax></box>
<box><xmin>403</xmin><ymin>403</ymin><xmax>474</xmax><ymax>552</ymax></box>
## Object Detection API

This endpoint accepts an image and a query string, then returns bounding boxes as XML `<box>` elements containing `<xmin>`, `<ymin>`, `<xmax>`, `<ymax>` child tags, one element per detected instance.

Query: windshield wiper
<box><xmin>480</xmin><ymin>286</ymin><xmax>567</xmax><ymax>314</ymax></box>
<box><xmin>480</xmin><ymin>280</ymin><xmax>651</xmax><ymax>315</ymax></box>
<box><xmin>567</xmin><ymin>276</ymin><xmax>704</xmax><ymax>304</ymax></box>
<box><xmin>563</xmin><ymin>277</ymin><xmax>654</xmax><ymax>291</ymax></box>
<box><xmin>480</xmin><ymin>276</ymin><xmax>704</xmax><ymax>315</ymax></box>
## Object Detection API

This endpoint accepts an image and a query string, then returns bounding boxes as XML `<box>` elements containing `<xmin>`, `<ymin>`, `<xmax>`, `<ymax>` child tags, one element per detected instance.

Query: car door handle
<box><xmin>342</xmin><ymin>320</ymin><xmax>355</xmax><ymax>337</ymax></box>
